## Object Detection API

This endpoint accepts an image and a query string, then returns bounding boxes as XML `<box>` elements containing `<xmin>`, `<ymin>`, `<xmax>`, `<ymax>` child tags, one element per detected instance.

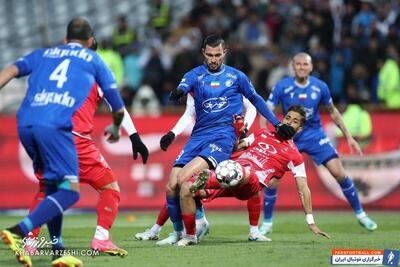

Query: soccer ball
<box><xmin>215</xmin><ymin>160</ymin><xmax>243</xmax><ymax>187</ymax></box>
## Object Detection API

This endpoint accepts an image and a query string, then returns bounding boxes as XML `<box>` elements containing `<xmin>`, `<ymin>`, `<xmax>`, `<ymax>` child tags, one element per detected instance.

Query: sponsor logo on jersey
<box><xmin>202</xmin><ymin>97</ymin><xmax>229</xmax><ymax>113</ymax></box>
<box><xmin>225</xmin><ymin>79</ymin><xmax>233</xmax><ymax>87</ymax></box>
<box><xmin>32</xmin><ymin>89</ymin><xmax>76</xmax><ymax>108</ymax></box>
<box><xmin>304</xmin><ymin>107</ymin><xmax>314</xmax><ymax>119</ymax></box>
<box><xmin>211</xmin><ymin>81</ymin><xmax>220</xmax><ymax>88</ymax></box>
<box><xmin>299</xmin><ymin>93</ymin><xmax>307</xmax><ymax>99</ymax></box>
<box><xmin>318</xmin><ymin>137</ymin><xmax>332</xmax><ymax>146</ymax></box>
<box><xmin>43</xmin><ymin>47</ymin><xmax>93</xmax><ymax>62</ymax></box>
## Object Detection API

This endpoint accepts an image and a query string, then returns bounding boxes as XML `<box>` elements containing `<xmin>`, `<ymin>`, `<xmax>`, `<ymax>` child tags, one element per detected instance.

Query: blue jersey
<box><xmin>14</xmin><ymin>43</ymin><xmax>124</xmax><ymax>129</ymax></box>
<box><xmin>178</xmin><ymin>64</ymin><xmax>258</xmax><ymax>136</ymax></box>
<box><xmin>267</xmin><ymin>76</ymin><xmax>337</xmax><ymax>165</ymax></box>
<box><xmin>267</xmin><ymin>76</ymin><xmax>332</xmax><ymax>131</ymax></box>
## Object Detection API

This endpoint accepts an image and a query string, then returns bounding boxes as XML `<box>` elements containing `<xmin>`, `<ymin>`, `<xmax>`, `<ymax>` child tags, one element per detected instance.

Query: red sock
<box><xmin>247</xmin><ymin>194</ymin><xmax>261</xmax><ymax>227</ymax></box>
<box><xmin>28</xmin><ymin>179</ymin><xmax>46</xmax><ymax>238</ymax></box>
<box><xmin>181</xmin><ymin>213</ymin><xmax>196</xmax><ymax>236</ymax></box>
<box><xmin>205</xmin><ymin>171</ymin><xmax>221</xmax><ymax>189</ymax></box>
<box><xmin>156</xmin><ymin>203</ymin><xmax>169</xmax><ymax>226</ymax></box>
<box><xmin>97</xmin><ymin>189</ymin><xmax>120</xmax><ymax>230</ymax></box>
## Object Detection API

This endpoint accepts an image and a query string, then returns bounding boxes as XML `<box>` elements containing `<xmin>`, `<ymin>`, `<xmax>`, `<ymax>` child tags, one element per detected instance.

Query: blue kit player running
<box><xmin>160</xmin><ymin>34</ymin><xmax>295</xmax><ymax>245</ymax></box>
<box><xmin>0</xmin><ymin>18</ymin><xmax>125</xmax><ymax>267</ymax></box>
<box><xmin>260</xmin><ymin>52</ymin><xmax>377</xmax><ymax>234</ymax></box>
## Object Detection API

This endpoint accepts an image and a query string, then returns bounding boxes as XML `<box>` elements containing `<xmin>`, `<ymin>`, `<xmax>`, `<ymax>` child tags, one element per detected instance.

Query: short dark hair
<box><xmin>202</xmin><ymin>34</ymin><xmax>225</xmax><ymax>49</ymax></box>
<box><xmin>287</xmin><ymin>105</ymin><xmax>306</xmax><ymax>126</ymax></box>
<box><xmin>66</xmin><ymin>17</ymin><xmax>93</xmax><ymax>41</ymax></box>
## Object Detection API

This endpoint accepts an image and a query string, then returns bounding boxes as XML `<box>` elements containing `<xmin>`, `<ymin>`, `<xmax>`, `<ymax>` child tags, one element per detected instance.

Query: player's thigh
<box><xmin>197</xmin><ymin>134</ymin><xmax>236</xmax><ymax>169</ymax></box>
<box><xmin>75</xmin><ymin>137</ymin><xmax>117</xmax><ymax>190</ymax></box>
<box><xmin>18</xmin><ymin>126</ymin><xmax>44</xmax><ymax>173</ymax></box>
<box><xmin>31</xmin><ymin>126</ymin><xmax>79</xmax><ymax>182</ymax></box>
<box><xmin>324</xmin><ymin>157</ymin><xmax>346</xmax><ymax>181</ymax></box>
<box><xmin>166</xmin><ymin>167</ymin><xmax>182</xmax><ymax>194</ymax></box>
<box><xmin>177</xmin><ymin>156</ymin><xmax>210</xmax><ymax>185</ymax></box>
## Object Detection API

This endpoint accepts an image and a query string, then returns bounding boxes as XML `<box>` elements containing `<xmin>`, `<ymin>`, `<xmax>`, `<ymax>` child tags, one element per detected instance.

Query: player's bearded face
<box><xmin>203</xmin><ymin>44</ymin><xmax>226</xmax><ymax>71</ymax></box>
<box><xmin>293</xmin><ymin>56</ymin><xmax>313</xmax><ymax>79</ymax></box>
<box><xmin>282</xmin><ymin>111</ymin><xmax>303</xmax><ymax>136</ymax></box>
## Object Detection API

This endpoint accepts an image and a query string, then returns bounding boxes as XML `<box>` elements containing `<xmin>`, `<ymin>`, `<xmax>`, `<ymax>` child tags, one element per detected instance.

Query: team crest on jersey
<box><xmin>202</xmin><ymin>97</ymin><xmax>229</xmax><ymax>113</ymax></box>
<box><xmin>225</xmin><ymin>79</ymin><xmax>233</xmax><ymax>87</ymax></box>
<box><xmin>311</xmin><ymin>92</ymin><xmax>318</xmax><ymax>100</ymax></box>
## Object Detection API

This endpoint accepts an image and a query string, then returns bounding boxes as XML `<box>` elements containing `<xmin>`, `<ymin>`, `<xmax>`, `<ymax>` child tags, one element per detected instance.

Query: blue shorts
<box><xmin>294</xmin><ymin>128</ymin><xmax>338</xmax><ymax>165</ymax></box>
<box><xmin>18</xmin><ymin>126</ymin><xmax>79</xmax><ymax>183</ymax></box>
<box><xmin>174</xmin><ymin>133</ymin><xmax>236</xmax><ymax>169</ymax></box>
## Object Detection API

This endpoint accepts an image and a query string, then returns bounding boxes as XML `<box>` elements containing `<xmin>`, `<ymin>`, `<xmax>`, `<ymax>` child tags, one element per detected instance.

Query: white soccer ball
<box><xmin>215</xmin><ymin>160</ymin><xmax>243</xmax><ymax>187</ymax></box>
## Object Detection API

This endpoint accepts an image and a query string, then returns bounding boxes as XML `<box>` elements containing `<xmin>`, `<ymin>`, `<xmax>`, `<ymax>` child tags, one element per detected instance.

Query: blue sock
<box><xmin>48</xmin><ymin>215</ymin><xmax>64</xmax><ymax>250</ymax></box>
<box><xmin>195</xmin><ymin>198</ymin><xmax>204</xmax><ymax>220</ymax></box>
<box><xmin>166</xmin><ymin>195</ymin><xmax>183</xmax><ymax>232</ymax></box>
<box><xmin>18</xmin><ymin>189</ymin><xmax>79</xmax><ymax>236</ymax></box>
<box><xmin>339</xmin><ymin>177</ymin><xmax>363</xmax><ymax>214</ymax></box>
<box><xmin>263</xmin><ymin>187</ymin><xmax>277</xmax><ymax>223</ymax></box>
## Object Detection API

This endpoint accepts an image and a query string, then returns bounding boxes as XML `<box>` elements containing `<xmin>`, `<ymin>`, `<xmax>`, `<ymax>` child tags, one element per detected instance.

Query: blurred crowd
<box><xmin>96</xmin><ymin>0</ymin><xmax>400</xmax><ymax>115</ymax></box>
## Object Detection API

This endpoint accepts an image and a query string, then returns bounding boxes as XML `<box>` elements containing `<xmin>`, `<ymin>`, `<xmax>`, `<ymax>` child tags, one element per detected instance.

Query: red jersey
<box><xmin>232</xmin><ymin>129</ymin><xmax>305</xmax><ymax>186</ymax></box>
<box><xmin>71</xmin><ymin>83</ymin><xmax>102</xmax><ymax>137</ymax></box>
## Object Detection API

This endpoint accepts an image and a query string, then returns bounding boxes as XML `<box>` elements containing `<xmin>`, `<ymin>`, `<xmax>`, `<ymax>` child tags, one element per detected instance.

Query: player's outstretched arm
<box><xmin>295</xmin><ymin>177</ymin><xmax>330</xmax><ymax>239</ymax></box>
<box><xmin>0</xmin><ymin>64</ymin><xmax>19</xmax><ymax>89</ymax></box>
<box><xmin>160</xmin><ymin>94</ymin><xmax>195</xmax><ymax>151</ymax></box>
<box><xmin>327</xmin><ymin>103</ymin><xmax>362</xmax><ymax>155</ymax></box>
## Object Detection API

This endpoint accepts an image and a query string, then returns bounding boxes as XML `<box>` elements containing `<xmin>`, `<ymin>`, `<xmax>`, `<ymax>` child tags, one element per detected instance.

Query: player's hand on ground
<box><xmin>160</xmin><ymin>131</ymin><xmax>175</xmax><ymax>151</ymax></box>
<box><xmin>233</xmin><ymin>114</ymin><xmax>248</xmax><ymax>139</ymax></box>
<box><xmin>347</xmin><ymin>136</ymin><xmax>362</xmax><ymax>155</ymax></box>
<box><xmin>275</xmin><ymin>123</ymin><xmax>296</xmax><ymax>139</ymax></box>
<box><xmin>104</xmin><ymin>124</ymin><xmax>121</xmax><ymax>143</ymax></box>
<box><xmin>129</xmin><ymin>133</ymin><xmax>149</xmax><ymax>164</ymax></box>
<box><xmin>308</xmin><ymin>224</ymin><xmax>330</xmax><ymax>239</ymax></box>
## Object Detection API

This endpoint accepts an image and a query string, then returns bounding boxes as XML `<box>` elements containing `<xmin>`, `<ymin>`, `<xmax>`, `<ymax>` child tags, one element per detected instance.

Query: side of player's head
<box><xmin>66</xmin><ymin>17</ymin><xmax>93</xmax><ymax>43</ymax></box>
<box><xmin>286</xmin><ymin>105</ymin><xmax>306</xmax><ymax>127</ymax></box>
<box><xmin>202</xmin><ymin>34</ymin><xmax>225</xmax><ymax>49</ymax></box>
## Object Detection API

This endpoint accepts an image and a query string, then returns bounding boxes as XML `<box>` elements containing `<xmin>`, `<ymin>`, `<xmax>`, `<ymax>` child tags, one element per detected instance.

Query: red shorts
<box><xmin>36</xmin><ymin>136</ymin><xmax>116</xmax><ymax>190</ymax></box>
<box><xmin>204</xmin><ymin>166</ymin><xmax>263</xmax><ymax>201</ymax></box>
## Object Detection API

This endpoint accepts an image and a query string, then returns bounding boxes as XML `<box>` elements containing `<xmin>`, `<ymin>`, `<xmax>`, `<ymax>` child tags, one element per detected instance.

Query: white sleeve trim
<box><xmin>171</xmin><ymin>94</ymin><xmax>195</xmax><ymax>136</ymax></box>
<box><xmin>288</xmin><ymin>161</ymin><xmax>307</xmax><ymax>178</ymax></box>
<box><xmin>243</xmin><ymin>97</ymin><xmax>256</xmax><ymax>129</ymax></box>
<box><xmin>121</xmin><ymin>108</ymin><xmax>137</xmax><ymax>135</ymax></box>
<box><xmin>243</xmin><ymin>133</ymin><xmax>255</xmax><ymax>147</ymax></box>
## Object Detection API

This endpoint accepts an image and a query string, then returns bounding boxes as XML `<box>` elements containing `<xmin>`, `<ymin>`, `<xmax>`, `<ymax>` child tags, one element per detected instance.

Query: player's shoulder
<box><xmin>186</xmin><ymin>64</ymin><xmax>207</xmax><ymax>76</ymax></box>
<box><xmin>309</xmin><ymin>76</ymin><xmax>329</xmax><ymax>90</ymax></box>
<box><xmin>225</xmin><ymin>65</ymin><xmax>247</xmax><ymax>79</ymax></box>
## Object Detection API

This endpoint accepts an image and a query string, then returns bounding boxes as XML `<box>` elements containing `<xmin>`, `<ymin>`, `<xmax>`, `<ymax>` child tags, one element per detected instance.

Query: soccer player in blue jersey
<box><xmin>158</xmin><ymin>34</ymin><xmax>295</xmax><ymax>245</ymax></box>
<box><xmin>260</xmin><ymin>52</ymin><xmax>377</xmax><ymax>235</ymax></box>
<box><xmin>0</xmin><ymin>18</ymin><xmax>126</xmax><ymax>267</ymax></box>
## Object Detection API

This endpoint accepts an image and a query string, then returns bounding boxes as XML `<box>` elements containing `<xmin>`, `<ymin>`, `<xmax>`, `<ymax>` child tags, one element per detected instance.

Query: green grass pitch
<box><xmin>0</xmin><ymin>211</ymin><xmax>398</xmax><ymax>267</ymax></box>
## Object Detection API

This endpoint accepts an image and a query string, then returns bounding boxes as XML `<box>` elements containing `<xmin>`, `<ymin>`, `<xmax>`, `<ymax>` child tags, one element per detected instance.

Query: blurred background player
<box><xmin>134</xmin><ymin>94</ymin><xmax>256</xmax><ymax>242</ymax></box>
<box><xmin>154</xmin><ymin>34</ymin><xmax>294</xmax><ymax>246</ymax></box>
<box><xmin>260</xmin><ymin>52</ymin><xmax>377</xmax><ymax>235</ymax></box>
<box><xmin>0</xmin><ymin>17</ymin><xmax>126</xmax><ymax>267</ymax></box>
<box><xmin>25</xmin><ymin>37</ymin><xmax>148</xmax><ymax>257</ymax></box>
<box><xmin>178</xmin><ymin>105</ymin><xmax>330</xmax><ymax>245</ymax></box>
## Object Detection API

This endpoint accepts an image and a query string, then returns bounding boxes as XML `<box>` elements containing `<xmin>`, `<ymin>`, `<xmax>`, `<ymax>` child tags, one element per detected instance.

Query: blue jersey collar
<box><xmin>204</xmin><ymin>64</ymin><xmax>226</xmax><ymax>75</ymax></box>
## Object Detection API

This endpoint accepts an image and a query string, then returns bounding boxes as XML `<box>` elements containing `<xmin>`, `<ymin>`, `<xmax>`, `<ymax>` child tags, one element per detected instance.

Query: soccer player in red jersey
<box><xmin>177</xmin><ymin>105</ymin><xmax>330</xmax><ymax>245</ymax></box>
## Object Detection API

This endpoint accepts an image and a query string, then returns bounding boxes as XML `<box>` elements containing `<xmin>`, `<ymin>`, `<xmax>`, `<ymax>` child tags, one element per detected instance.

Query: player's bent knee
<box><xmin>180</xmin><ymin>182</ymin><xmax>192</xmax><ymax>198</ymax></box>
<box><xmin>165</xmin><ymin>183</ymin><xmax>177</xmax><ymax>197</ymax></box>
<box><xmin>99</xmin><ymin>181</ymin><xmax>120</xmax><ymax>192</ymax></box>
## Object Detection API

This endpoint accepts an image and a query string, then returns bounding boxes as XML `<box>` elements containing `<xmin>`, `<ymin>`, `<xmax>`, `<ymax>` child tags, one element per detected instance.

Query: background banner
<box><xmin>0</xmin><ymin>112</ymin><xmax>399</xmax><ymax>209</ymax></box>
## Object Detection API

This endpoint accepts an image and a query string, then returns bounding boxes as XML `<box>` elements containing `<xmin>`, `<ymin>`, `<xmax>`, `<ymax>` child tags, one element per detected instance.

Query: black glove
<box><xmin>160</xmin><ymin>131</ymin><xmax>175</xmax><ymax>151</ymax></box>
<box><xmin>129</xmin><ymin>133</ymin><xmax>149</xmax><ymax>164</ymax></box>
<box><xmin>275</xmin><ymin>123</ymin><xmax>296</xmax><ymax>140</ymax></box>
<box><xmin>169</xmin><ymin>88</ymin><xmax>184</xmax><ymax>101</ymax></box>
